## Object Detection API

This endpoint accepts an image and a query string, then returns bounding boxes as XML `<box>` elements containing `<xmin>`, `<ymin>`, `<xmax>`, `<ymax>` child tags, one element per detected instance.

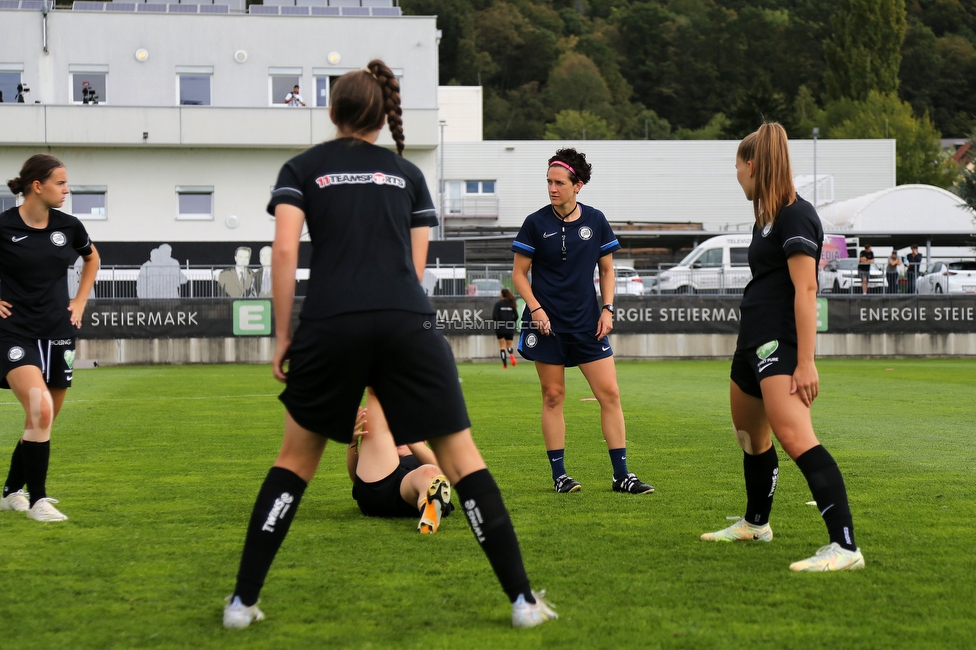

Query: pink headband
<box><xmin>549</xmin><ymin>160</ymin><xmax>576</xmax><ymax>176</ymax></box>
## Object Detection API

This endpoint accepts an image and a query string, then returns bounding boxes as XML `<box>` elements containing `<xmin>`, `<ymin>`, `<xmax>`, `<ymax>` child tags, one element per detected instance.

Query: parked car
<box><xmin>469</xmin><ymin>278</ymin><xmax>504</xmax><ymax>296</ymax></box>
<box><xmin>593</xmin><ymin>265</ymin><xmax>644</xmax><ymax>296</ymax></box>
<box><xmin>819</xmin><ymin>258</ymin><xmax>886</xmax><ymax>293</ymax></box>
<box><xmin>655</xmin><ymin>234</ymin><xmax>753</xmax><ymax>294</ymax></box>
<box><xmin>916</xmin><ymin>261</ymin><xmax>976</xmax><ymax>294</ymax></box>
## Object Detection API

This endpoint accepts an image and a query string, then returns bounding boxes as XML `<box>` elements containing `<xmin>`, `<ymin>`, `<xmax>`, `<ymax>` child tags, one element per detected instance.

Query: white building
<box><xmin>0</xmin><ymin>1</ymin><xmax>440</xmax><ymax>265</ymax></box>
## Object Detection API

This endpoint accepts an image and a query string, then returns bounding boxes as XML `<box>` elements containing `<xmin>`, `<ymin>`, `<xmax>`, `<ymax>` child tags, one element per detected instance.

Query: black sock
<box><xmin>507</xmin><ymin>347</ymin><xmax>514</xmax><ymax>355</ymax></box>
<box><xmin>2</xmin><ymin>439</ymin><xmax>26</xmax><ymax>499</ymax></box>
<box><xmin>743</xmin><ymin>445</ymin><xmax>779</xmax><ymax>526</ymax></box>
<box><xmin>500</xmin><ymin>350</ymin><xmax>507</xmax><ymax>366</ymax></box>
<box><xmin>795</xmin><ymin>445</ymin><xmax>857</xmax><ymax>551</ymax></box>
<box><xmin>455</xmin><ymin>469</ymin><xmax>533</xmax><ymax>604</ymax></box>
<box><xmin>22</xmin><ymin>440</ymin><xmax>50</xmax><ymax>507</ymax></box>
<box><xmin>233</xmin><ymin>466</ymin><xmax>308</xmax><ymax>606</ymax></box>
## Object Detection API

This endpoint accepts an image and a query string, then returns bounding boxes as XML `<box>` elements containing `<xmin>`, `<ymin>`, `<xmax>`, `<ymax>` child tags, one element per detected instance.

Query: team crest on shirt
<box><xmin>578</xmin><ymin>226</ymin><xmax>593</xmax><ymax>241</ymax></box>
<box><xmin>761</xmin><ymin>223</ymin><xmax>773</xmax><ymax>238</ymax></box>
<box><xmin>7</xmin><ymin>346</ymin><xmax>24</xmax><ymax>362</ymax></box>
<box><xmin>50</xmin><ymin>231</ymin><xmax>67</xmax><ymax>246</ymax></box>
<box><xmin>525</xmin><ymin>333</ymin><xmax>538</xmax><ymax>348</ymax></box>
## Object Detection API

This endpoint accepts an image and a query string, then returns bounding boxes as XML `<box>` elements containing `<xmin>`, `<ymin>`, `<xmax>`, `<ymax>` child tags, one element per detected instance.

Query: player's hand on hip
<box><xmin>790</xmin><ymin>360</ymin><xmax>819</xmax><ymax>407</ymax></box>
<box><xmin>596</xmin><ymin>310</ymin><xmax>613</xmax><ymax>338</ymax></box>
<box><xmin>272</xmin><ymin>337</ymin><xmax>292</xmax><ymax>382</ymax></box>
<box><xmin>0</xmin><ymin>300</ymin><xmax>11</xmax><ymax>319</ymax></box>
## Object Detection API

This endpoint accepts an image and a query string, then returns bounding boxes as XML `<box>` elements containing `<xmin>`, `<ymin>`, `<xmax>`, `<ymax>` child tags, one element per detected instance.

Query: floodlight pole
<box><xmin>438</xmin><ymin>120</ymin><xmax>446</xmax><ymax>240</ymax></box>
<box><xmin>812</xmin><ymin>127</ymin><xmax>819</xmax><ymax>207</ymax></box>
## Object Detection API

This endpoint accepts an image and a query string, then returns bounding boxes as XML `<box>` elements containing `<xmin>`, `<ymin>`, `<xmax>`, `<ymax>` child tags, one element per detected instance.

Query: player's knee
<box><xmin>541</xmin><ymin>387</ymin><xmax>565</xmax><ymax>409</ymax></box>
<box><xmin>29</xmin><ymin>387</ymin><xmax>54</xmax><ymax>432</ymax></box>
<box><xmin>733</xmin><ymin>426</ymin><xmax>754</xmax><ymax>454</ymax></box>
<box><xmin>596</xmin><ymin>384</ymin><xmax>621</xmax><ymax>406</ymax></box>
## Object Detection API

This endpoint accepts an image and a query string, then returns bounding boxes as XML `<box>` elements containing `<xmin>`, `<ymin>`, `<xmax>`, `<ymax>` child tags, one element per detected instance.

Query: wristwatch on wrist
<box><xmin>602</xmin><ymin>304</ymin><xmax>614</xmax><ymax>315</ymax></box>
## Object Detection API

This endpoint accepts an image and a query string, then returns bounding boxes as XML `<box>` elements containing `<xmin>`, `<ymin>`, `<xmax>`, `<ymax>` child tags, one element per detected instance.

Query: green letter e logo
<box><xmin>234</xmin><ymin>300</ymin><xmax>271</xmax><ymax>336</ymax></box>
<box><xmin>756</xmin><ymin>340</ymin><xmax>779</xmax><ymax>360</ymax></box>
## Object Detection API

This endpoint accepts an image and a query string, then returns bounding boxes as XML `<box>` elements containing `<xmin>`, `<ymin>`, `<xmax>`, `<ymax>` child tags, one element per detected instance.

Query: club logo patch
<box><xmin>761</xmin><ymin>223</ymin><xmax>773</xmax><ymax>238</ymax></box>
<box><xmin>578</xmin><ymin>226</ymin><xmax>593</xmax><ymax>241</ymax></box>
<box><xmin>7</xmin><ymin>346</ymin><xmax>24</xmax><ymax>362</ymax></box>
<box><xmin>525</xmin><ymin>333</ymin><xmax>538</xmax><ymax>348</ymax></box>
<box><xmin>63</xmin><ymin>350</ymin><xmax>75</xmax><ymax>369</ymax></box>
<box><xmin>756</xmin><ymin>340</ymin><xmax>779</xmax><ymax>360</ymax></box>
<box><xmin>51</xmin><ymin>231</ymin><xmax>67</xmax><ymax>246</ymax></box>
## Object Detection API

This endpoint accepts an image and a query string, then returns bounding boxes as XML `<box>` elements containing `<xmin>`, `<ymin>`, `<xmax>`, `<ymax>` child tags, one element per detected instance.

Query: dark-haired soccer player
<box><xmin>700</xmin><ymin>122</ymin><xmax>864</xmax><ymax>572</ymax></box>
<box><xmin>511</xmin><ymin>148</ymin><xmax>654</xmax><ymax>495</ymax></box>
<box><xmin>0</xmin><ymin>154</ymin><xmax>99</xmax><ymax>522</ymax></box>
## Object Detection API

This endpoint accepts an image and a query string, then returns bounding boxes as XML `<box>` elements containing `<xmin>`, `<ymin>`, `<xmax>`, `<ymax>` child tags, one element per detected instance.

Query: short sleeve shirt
<box><xmin>858</xmin><ymin>249</ymin><xmax>874</xmax><ymax>272</ymax></box>
<box><xmin>737</xmin><ymin>197</ymin><xmax>822</xmax><ymax>349</ymax></box>
<box><xmin>0</xmin><ymin>207</ymin><xmax>94</xmax><ymax>338</ymax></box>
<box><xmin>267</xmin><ymin>138</ymin><xmax>438</xmax><ymax>320</ymax></box>
<box><xmin>511</xmin><ymin>203</ymin><xmax>620</xmax><ymax>333</ymax></box>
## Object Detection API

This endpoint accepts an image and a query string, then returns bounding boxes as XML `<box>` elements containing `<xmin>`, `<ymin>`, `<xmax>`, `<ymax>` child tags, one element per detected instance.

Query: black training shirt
<box><xmin>492</xmin><ymin>300</ymin><xmax>517</xmax><ymax>331</ymax></box>
<box><xmin>737</xmin><ymin>196</ymin><xmax>822</xmax><ymax>349</ymax></box>
<box><xmin>858</xmin><ymin>249</ymin><xmax>874</xmax><ymax>272</ymax></box>
<box><xmin>0</xmin><ymin>207</ymin><xmax>93</xmax><ymax>339</ymax></box>
<box><xmin>512</xmin><ymin>203</ymin><xmax>620</xmax><ymax>333</ymax></box>
<box><xmin>267</xmin><ymin>138</ymin><xmax>438</xmax><ymax>320</ymax></box>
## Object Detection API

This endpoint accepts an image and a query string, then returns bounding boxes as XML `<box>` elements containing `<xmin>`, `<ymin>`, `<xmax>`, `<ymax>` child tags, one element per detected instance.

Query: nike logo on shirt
<box><xmin>543</xmin><ymin>232</ymin><xmax>557</xmax><ymax>238</ymax></box>
<box><xmin>11</xmin><ymin>236</ymin><xmax>28</xmax><ymax>242</ymax></box>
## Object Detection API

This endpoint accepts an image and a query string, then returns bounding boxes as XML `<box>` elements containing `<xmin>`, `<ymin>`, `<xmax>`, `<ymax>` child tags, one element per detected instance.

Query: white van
<box><xmin>656</xmin><ymin>234</ymin><xmax>753</xmax><ymax>294</ymax></box>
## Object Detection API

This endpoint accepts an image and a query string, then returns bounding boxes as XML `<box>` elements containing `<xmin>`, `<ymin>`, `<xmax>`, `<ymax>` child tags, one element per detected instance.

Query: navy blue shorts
<box><xmin>730</xmin><ymin>339</ymin><xmax>799</xmax><ymax>399</ymax></box>
<box><xmin>0</xmin><ymin>336</ymin><xmax>76</xmax><ymax>389</ymax></box>
<box><xmin>352</xmin><ymin>455</ymin><xmax>422</xmax><ymax>518</ymax></box>
<box><xmin>517</xmin><ymin>329</ymin><xmax>613</xmax><ymax>368</ymax></box>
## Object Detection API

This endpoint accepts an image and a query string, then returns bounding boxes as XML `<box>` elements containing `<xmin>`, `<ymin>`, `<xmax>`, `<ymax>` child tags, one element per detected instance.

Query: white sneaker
<box><xmin>0</xmin><ymin>490</ymin><xmax>30</xmax><ymax>512</ymax></box>
<box><xmin>701</xmin><ymin>516</ymin><xmax>773</xmax><ymax>542</ymax></box>
<box><xmin>223</xmin><ymin>595</ymin><xmax>265</xmax><ymax>629</ymax></box>
<box><xmin>789</xmin><ymin>543</ymin><xmax>865</xmax><ymax>572</ymax></box>
<box><xmin>27</xmin><ymin>497</ymin><xmax>68</xmax><ymax>521</ymax></box>
<box><xmin>511</xmin><ymin>590</ymin><xmax>558</xmax><ymax>628</ymax></box>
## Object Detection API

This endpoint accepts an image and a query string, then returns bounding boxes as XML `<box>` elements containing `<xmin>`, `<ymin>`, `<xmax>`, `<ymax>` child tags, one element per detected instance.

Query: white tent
<box><xmin>817</xmin><ymin>184</ymin><xmax>975</xmax><ymax>232</ymax></box>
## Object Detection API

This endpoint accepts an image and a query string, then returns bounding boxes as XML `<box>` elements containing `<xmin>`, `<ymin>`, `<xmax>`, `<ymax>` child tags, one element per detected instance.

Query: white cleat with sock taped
<box><xmin>512</xmin><ymin>590</ymin><xmax>558</xmax><ymax>628</ymax></box>
<box><xmin>223</xmin><ymin>595</ymin><xmax>265</xmax><ymax>629</ymax></box>
<box><xmin>27</xmin><ymin>497</ymin><xmax>68</xmax><ymax>521</ymax></box>
<box><xmin>1</xmin><ymin>490</ymin><xmax>30</xmax><ymax>512</ymax></box>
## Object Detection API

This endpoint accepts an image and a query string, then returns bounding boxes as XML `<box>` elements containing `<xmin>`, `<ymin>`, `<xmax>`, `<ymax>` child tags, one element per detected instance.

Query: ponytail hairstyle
<box><xmin>547</xmin><ymin>148</ymin><xmax>592</xmax><ymax>185</ymax></box>
<box><xmin>736</xmin><ymin>122</ymin><xmax>796</xmax><ymax>228</ymax></box>
<box><xmin>330</xmin><ymin>59</ymin><xmax>404</xmax><ymax>155</ymax></box>
<box><xmin>7</xmin><ymin>153</ymin><xmax>64</xmax><ymax>196</ymax></box>
<box><xmin>501</xmin><ymin>287</ymin><xmax>517</xmax><ymax>310</ymax></box>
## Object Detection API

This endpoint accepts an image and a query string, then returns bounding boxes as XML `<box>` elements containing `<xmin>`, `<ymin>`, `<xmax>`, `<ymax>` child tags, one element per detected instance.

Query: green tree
<box><xmin>623</xmin><ymin>108</ymin><xmax>672</xmax><ymax>140</ymax></box>
<box><xmin>826</xmin><ymin>91</ymin><xmax>959</xmax><ymax>187</ymax></box>
<box><xmin>723</xmin><ymin>80</ymin><xmax>797</xmax><ymax>139</ymax></box>
<box><xmin>823</xmin><ymin>0</ymin><xmax>907</xmax><ymax>101</ymax></box>
<box><xmin>543</xmin><ymin>52</ymin><xmax>614</xmax><ymax>117</ymax></box>
<box><xmin>673</xmin><ymin>114</ymin><xmax>731</xmax><ymax>140</ymax></box>
<box><xmin>543</xmin><ymin>110</ymin><xmax>616</xmax><ymax>140</ymax></box>
<box><xmin>954</xmin><ymin>130</ymin><xmax>976</xmax><ymax>215</ymax></box>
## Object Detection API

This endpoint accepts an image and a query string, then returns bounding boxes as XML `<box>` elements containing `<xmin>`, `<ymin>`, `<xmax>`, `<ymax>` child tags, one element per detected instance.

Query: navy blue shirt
<box><xmin>512</xmin><ymin>203</ymin><xmax>620</xmax><ymax>333</ymax></box>
<box><xmin>737</xmin><ymin>196</ymin><xmax>823</xmax><ymax>349</ymax></box>
<box><xmin>267</xmin><ymin>138</ymin><xmax>437</xmax><ymax>320</ymax></box>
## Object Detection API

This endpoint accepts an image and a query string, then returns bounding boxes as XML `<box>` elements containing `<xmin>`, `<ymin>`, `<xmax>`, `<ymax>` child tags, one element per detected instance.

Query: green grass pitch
<box><xmin>0</xmin><ymin>359</ymin><xmax>973</xmax><ymax>649</ymax></box>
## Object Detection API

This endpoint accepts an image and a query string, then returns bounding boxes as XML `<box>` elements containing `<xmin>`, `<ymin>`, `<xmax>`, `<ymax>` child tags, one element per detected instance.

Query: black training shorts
<box><xmin>280</xmin><ymin>310</ymin><xmax>471</xmax><ymax>444</ymax></box>
<box><xmin>730</xmin><ymin>339</ymin><xmax>799</xmax><ymax>399</ymax></box>
<box><xmin>352</xmin><ymin>454</ymin><xmax>422</xmax><ymax>518</ymax></box>
<box><xmin>0</xmin><ymin>335</ymin><xmax>76</xmax><ymax>389</ymax></box>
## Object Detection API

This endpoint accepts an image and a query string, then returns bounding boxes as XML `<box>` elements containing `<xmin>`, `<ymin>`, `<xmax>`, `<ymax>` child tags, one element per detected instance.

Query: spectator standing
<box><xmin>284</xmin><ymin>85</ymin><xmax>305</xmax><ymax>107</ymax></box>
<box><xmin>906</xmin><ymin>245</ymin><xmax>923</xmax><ymax>293</ymax></box>
<box><xmin>858</xmin><ymin>245</ymin><xmax>874</xmax><ymax>294</ymax></box>
<box><xmin>886</xmin><ymin>252</ymin><xmax>902</xmax><ymax>294</ymax></box>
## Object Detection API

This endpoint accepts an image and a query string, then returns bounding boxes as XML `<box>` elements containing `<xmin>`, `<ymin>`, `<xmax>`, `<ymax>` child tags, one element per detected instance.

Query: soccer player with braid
<box><xmin>701</xmin><ymin>122</ymin><xmax>865</xmax><ymax>572</ymax></box>
<box><xmin>224</xmin><ymin>60</ymin><xmax>557</xmax><ymax>629</ymax></box>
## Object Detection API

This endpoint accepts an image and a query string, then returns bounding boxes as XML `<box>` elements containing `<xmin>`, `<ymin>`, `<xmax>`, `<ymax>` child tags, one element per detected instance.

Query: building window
<box><xmin>69</xmin><ymin>186</ymin><xmax>107</xmax><ymax>220</ymax></box>
<box><xmin>69</xmin><ymin>65</ymin><xmax>108</xmax><ymax>104</ymax></box>
<box><xmin>177</xmin><ymin>67</ymin><xmax>213</xmax><ymax>106</ymax></box>
<box><xmin>465</xmin><ymin>180</ymin><xmax>495</xmax><ymax>195</ymax></box>
<box><xmin>313</xmin><ymin>75</ymin><xmax>342</xmax><ymax>108</ymax></box>
<box><xmin>311</xmin><ymin>67</ymin><xmax>403</xmax><ymax>108</ymax></box>
<box><xmin>0</xmin><ymin>190</ymin><xmax>17</xmax><ymax>212</ymax></box>
<box><xmin>0</xmin><ymin>64</ymin><xmax>24</xmax><ymax>103</ymax></box>
<box><xmin>176</xmin><ymin>186</ymin><xmax>214</xmax><ymax>220</ymax></box>
<box><xmin>269</xmin><ymin>67</ymin><xmax>303</xmax><ymax>106</ymax></box>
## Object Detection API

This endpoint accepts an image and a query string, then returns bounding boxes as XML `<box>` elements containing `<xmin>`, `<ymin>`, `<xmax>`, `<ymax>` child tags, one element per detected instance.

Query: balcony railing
<box><xmin>443</xmin><ymin>195</ymin><xmax>499</xmax><ymax>219</ymax></box>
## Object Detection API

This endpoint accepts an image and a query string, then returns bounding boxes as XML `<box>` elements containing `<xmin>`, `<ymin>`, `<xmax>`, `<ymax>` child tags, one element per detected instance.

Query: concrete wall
<box><xmin>77</xmin><ymin>332</ymin><xmax>976</xmax><ymax>365</ymax></box>
<box><xmin>441</xmin><ymin>139</ymin><xmax>896</xmax><ymax>230</ymax></box>
<box><xmin>438</xmin><ymin>86</ymin><xmax>483</xmax><ymax>142</ymax></box>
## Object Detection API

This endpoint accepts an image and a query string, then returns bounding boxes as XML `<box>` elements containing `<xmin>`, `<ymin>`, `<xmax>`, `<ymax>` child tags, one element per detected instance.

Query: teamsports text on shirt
<box><xmin>315</xmin><ymin>173</ymin><xmax>406</xmax><ymax>188</ymax></box>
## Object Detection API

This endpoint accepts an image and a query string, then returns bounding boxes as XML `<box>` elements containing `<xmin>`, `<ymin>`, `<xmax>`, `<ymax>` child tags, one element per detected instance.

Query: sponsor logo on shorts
<box><xmin>463</xmin><ymin>499</ymin><xmax>485</xmax><ymax>542</ymax></box>
<box><xmin>578</xmin><ymin>226</ymin><xmax>593</xmax><ymax>240</ymax></box>
<box><xmin>51</xmin><ymin>339</ymin><xmax>72</xmax><ymax>346</ymax></box>
<box><xmin>314</xmin><ymin>172</ymin><xmax>406</xmax><ymax>189</ymax></box>
<box><xmin>261</xmin><ymin>492</ymin><xmax>294</xmax><ymax>533</ymax></box>
<box><xmin>756</xmin><ymin>340</ymin><xmax>779</xmax><ymax>360</ymax></box>
<box><xmin>63</xmin><ymin>350</ymin><xmax>75</xmax><ymax>370</ymax></box>
<box><xmin>7</xmin><ymin>346</ymin><xmax>24</xmax><ymax>362</ymax></box>
<box><xmin>761</xmin><ymin>222</ymin><xmax>773</xmax><ymax>238</ymax></box>
<box><xmin>525</xmin><ymin>333</ymin><xmax>538</xmax><ymax>348</ymax></box>
<box><xmin>50</xmin><ymin>231</ymin><xmax>67</xmax><ymax>247</ymax></box>
<box><xmin>602</xmin><ymin>345</ymin><xmax>610</xmax><ymax>352</ymax></box>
